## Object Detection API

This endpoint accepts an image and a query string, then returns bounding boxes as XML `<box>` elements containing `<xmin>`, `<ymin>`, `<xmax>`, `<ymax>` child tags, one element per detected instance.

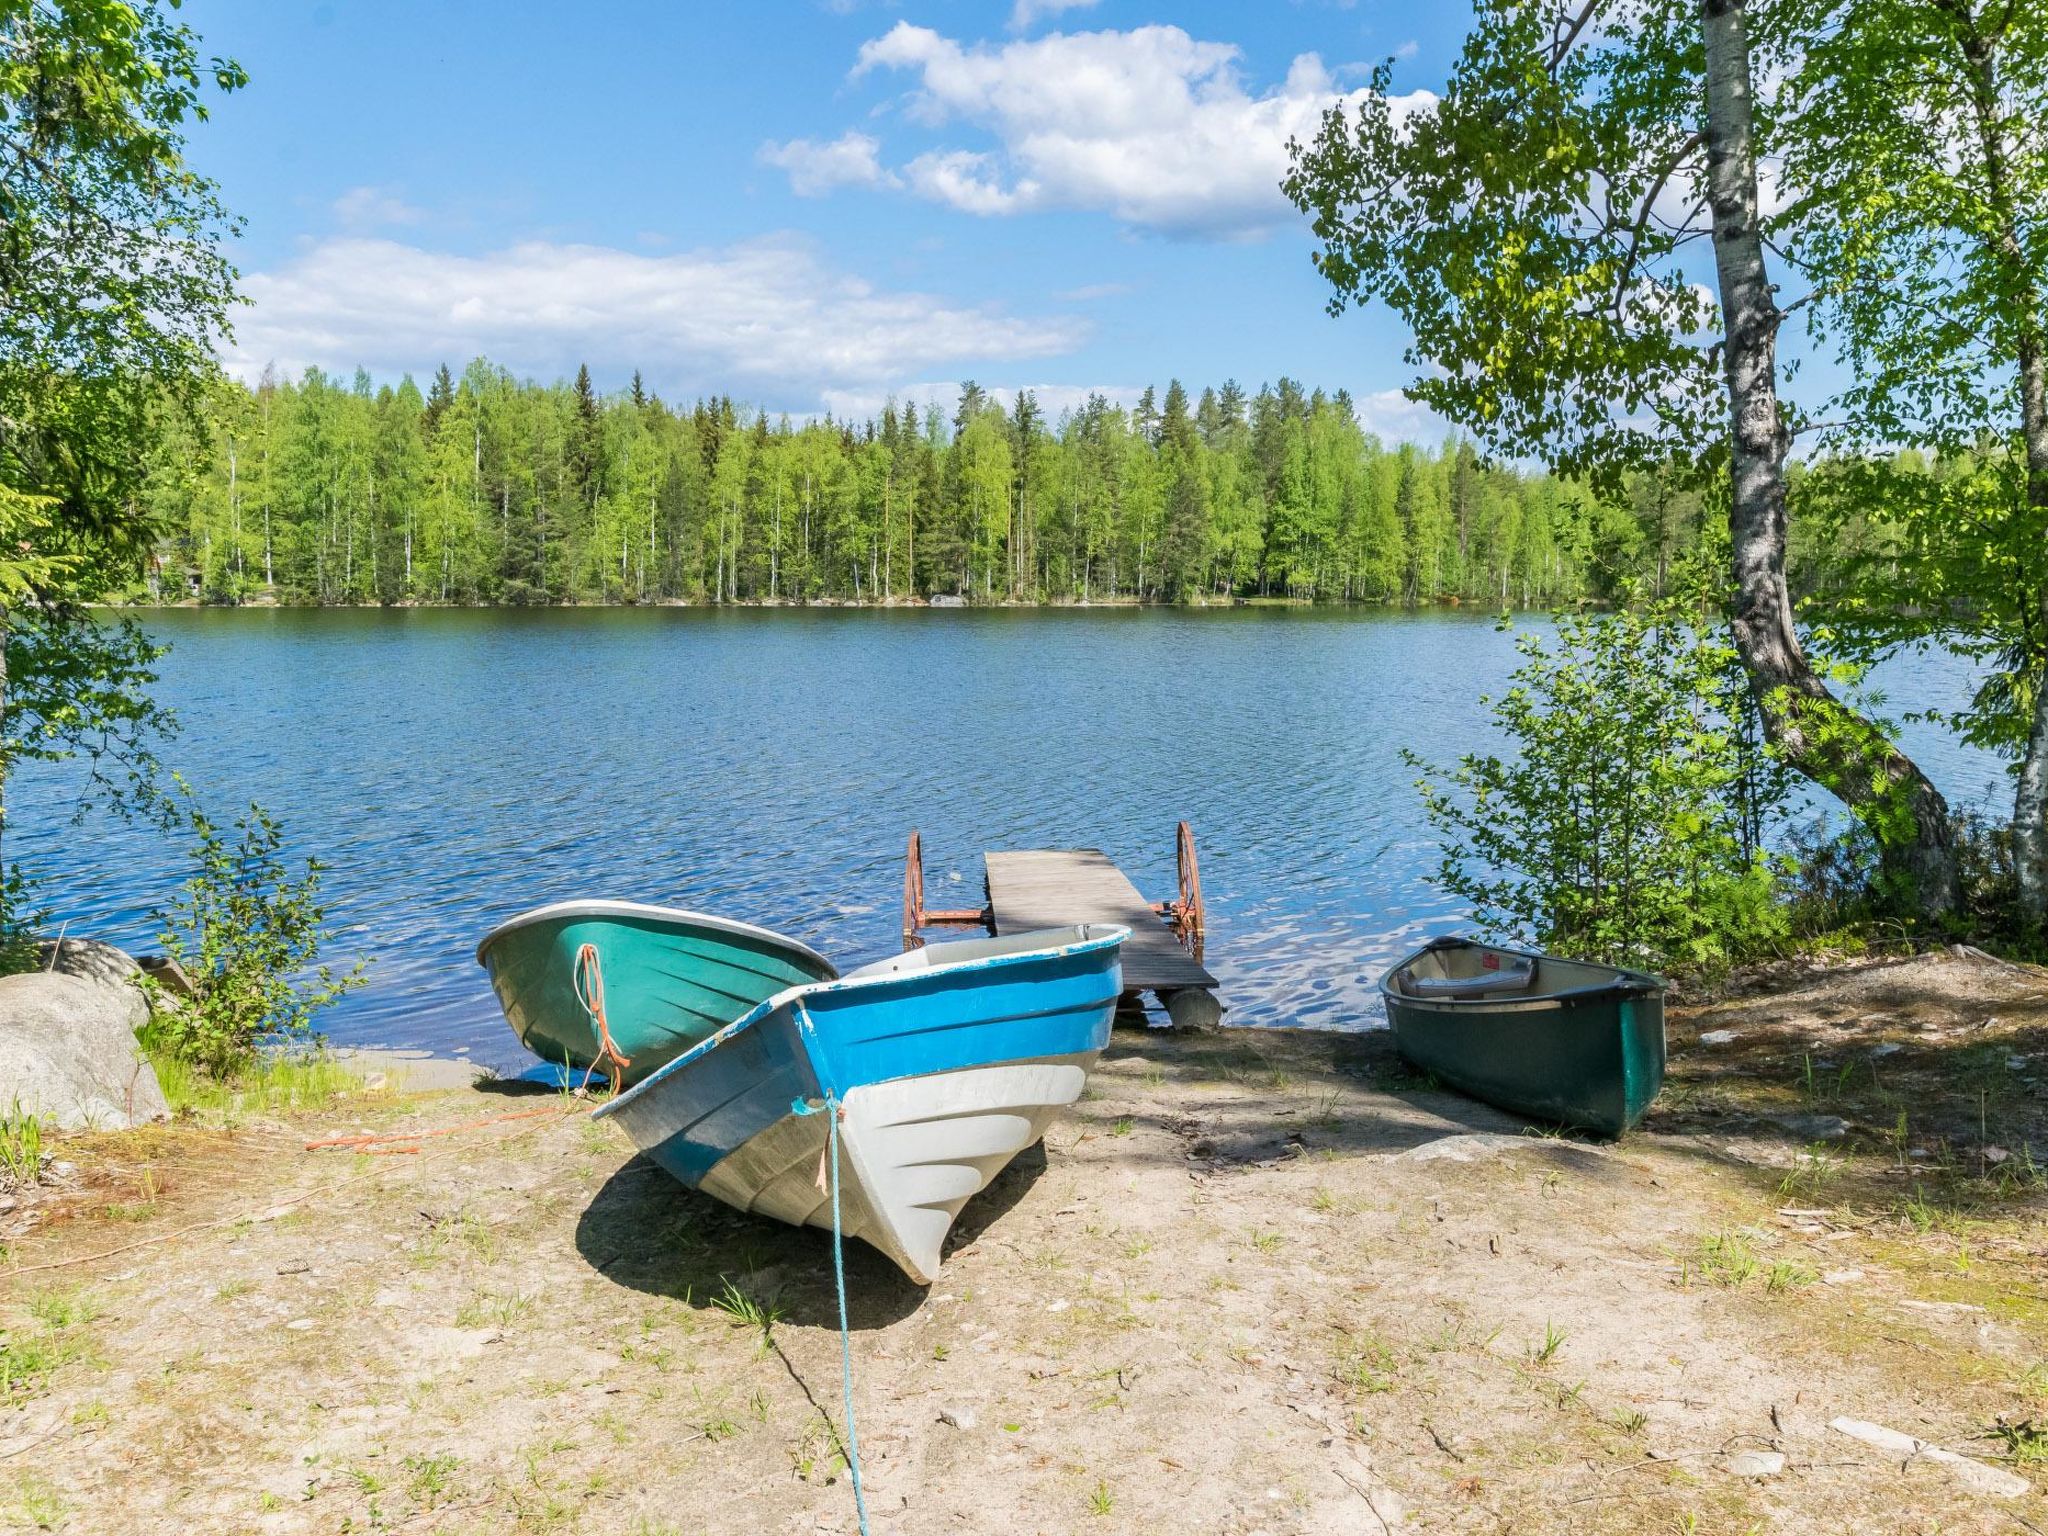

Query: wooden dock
<box><xmin>902</xmin><ymin>827</ymin><xmax>1222</xmax><ymax>1028</ymax></box>
<box><xmin>984</xmin><ymin>849</ymin><xmax>1214</xmax><ymax>996</ymax></box>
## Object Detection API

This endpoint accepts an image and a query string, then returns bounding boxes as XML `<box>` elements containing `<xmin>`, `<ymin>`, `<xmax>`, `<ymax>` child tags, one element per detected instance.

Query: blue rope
<box><xmin>792</xmin><ymin>1091</ymin><xmax>873</xmax><ymax>1535</ymax></box>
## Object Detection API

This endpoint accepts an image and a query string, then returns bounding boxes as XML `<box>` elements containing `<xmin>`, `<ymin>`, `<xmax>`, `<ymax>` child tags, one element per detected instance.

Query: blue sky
<box><xmin>182</xmin><ymin>0</ymin><xmax>1477</xmax><ymax>438</ymax></box>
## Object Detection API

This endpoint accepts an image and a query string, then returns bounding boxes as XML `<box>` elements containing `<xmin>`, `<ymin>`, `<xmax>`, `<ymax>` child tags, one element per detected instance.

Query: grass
<box><xmin>1777</xmin><ymin>1143</ymin><xmax>1843</xmax><ymax>1200</ymax></box>
<box><xmin>1533</xmin><ymin>1321</ymin><xmax>1568</xmax><ymax>1365</ymax></box>
<box><xmin>711</xmin><ymin>1278</ymin><xmax>783</xmax><ymax>1358</ymax></box>
<box><xmin>455</xmin><ymin>1288</ymin><xmax>535</xmax><ymax>1330</ymax></box>
<box><xmin>144</xmin><ymin>1037</ymin><xmax>366</xmax><ymax>1123</ymax></box>
<box><xmin>1086</xmin><ymin>1479</ymin><xmax>1114</xmax><ymax>1516</ymax></box>
<box><xmin>0</xmin><ymin>1101</ymin><xmax>44</xmax><ymax>1185</ymax></box>
<box><xmin>1992</xmin><ymin>1417</ymin><xmax>2048</xmax><ymax>1467</ymax></box>
<box><xmin>1687</xmin><ymin>1232</ymin><xmax>1762</xmax><ymax>1288</ymax></box>
<box><xmin>404</xmin><ymin>1453</ymin><xmax>461</xmax><ymax>1507</ymax></box>
<box><xmin>1334</xmin><ymin>1328</ymin><xmax>1399</xmax><ymax>1394</ymax></box>
<box><xmin>0</xmin><ymin>1289</ymin><xmax>99</xmax><ymax>1405</ymax></box>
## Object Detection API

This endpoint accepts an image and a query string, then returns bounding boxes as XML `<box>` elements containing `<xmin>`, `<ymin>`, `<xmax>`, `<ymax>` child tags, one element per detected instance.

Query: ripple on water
<box><xmin>9</xmin><ymin>607</ymin><xmax>1999</xmax><ymax>1072</ymax></box>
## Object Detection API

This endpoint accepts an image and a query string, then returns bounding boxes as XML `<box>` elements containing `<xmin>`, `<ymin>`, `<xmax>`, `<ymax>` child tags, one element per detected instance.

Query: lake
<box><xmin>8</xmin><ymin>608</ymin><xmax>2006</xmax><ymax>1072</ymax></box>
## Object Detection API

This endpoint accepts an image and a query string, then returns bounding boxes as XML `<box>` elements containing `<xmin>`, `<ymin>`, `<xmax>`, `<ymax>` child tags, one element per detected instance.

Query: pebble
<box><xmin>1870</xmin><ymin>1042</ymin><xmax>1902</xmax><ymax>1058</ymax></box>
<box><xmin>937</xmin><ymin>1406</ymin><xmax>977</xmax><ymax>1430</ymax></box>
<box><xmin>1727</xmin><ymin>1450</ymin><xmax>1785</xmax><ymax>1478</ymax></box>
<box><xmin>1821</xmin><ymin>1269</ymin><xmax>1864</xmax><ymax>1286</ymax></box>
<box><xmin>284</xmin><ymin>1318</ymin><xmax>315</xmax><ymax>1332</ymax></box>
<box><xmin>1698</xmin><ymin>1029</ymin><xmax>1739</xmax><ymax>1047</ymax></box>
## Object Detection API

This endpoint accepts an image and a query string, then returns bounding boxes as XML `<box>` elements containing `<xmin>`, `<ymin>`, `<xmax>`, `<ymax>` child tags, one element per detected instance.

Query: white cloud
<box><xmin>1009</xmin><ymin>0</ymin><xmax>1100</xmax><ymax>31</ymax></box>
<box><xmin>758</xmin><ymin>130</ymin><xmax>896</xmax><ymax>196</ymax></box>
<box><xmin>331</xmin><ymin>185</ymin><xmax>424</xmax><ymax>230</ymax></box>
<box><xmin>228</xmin><ymin>236</ymin><xmax>1087</xmax><ymax>412</ymax></box>
<box><xmin>848</xmin><ymin>23</ymin><xmax>1434</xmax><ymax>237</ymax></box>
<box><xmin>1349</xmin><ymin>387</ymin><xmax>1450</xmax><ymax>446</ymax></box>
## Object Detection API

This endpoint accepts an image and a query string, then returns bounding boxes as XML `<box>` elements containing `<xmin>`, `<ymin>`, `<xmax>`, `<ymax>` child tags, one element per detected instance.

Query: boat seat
<box><xmin>1403</xmin><ymin>957</ymin><xmax>1537</xmax><ymax>998</ymax></box>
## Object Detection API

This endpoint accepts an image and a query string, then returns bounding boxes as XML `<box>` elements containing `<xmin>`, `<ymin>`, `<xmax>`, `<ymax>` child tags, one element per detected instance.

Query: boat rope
<box><xmin>571</xmin><ymin>943</ymin><xmax>632</xmax><ymax>1092</ymax></box>
<box><xmin>791</xmin><ymin>1089</ymin><xmax>873</xmax><ymax>1536</ymax></box>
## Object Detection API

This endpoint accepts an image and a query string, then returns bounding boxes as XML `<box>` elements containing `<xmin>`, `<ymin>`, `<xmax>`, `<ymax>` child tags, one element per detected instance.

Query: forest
<box><xmin>137</xmin><ymin>362</ymin><xmax>1672</xmax><ymax>609</ymax></box>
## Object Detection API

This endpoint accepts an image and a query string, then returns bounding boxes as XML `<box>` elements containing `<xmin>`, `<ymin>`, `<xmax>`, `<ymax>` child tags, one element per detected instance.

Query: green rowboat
<box><xmin>1380</xmin><ymin>937</ymin><xmax>1666</xmax><ymax>1138</ymax></box>
<box><xmin>476</xmin><ymin>900</ymin><xmax>838</xmax><ymax>1086</ymax></box>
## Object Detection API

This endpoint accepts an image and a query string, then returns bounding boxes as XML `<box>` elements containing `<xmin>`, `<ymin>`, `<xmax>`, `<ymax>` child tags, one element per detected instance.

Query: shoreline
<box><xmin>106</xmin><ymin>592</ymin><xmax>1508</xmax><ymax>615</ymax></box>
<box><xmin>3</xmin><ymin>949</ymin><xmax>2042</xmax><ymax>1533</ymax></box>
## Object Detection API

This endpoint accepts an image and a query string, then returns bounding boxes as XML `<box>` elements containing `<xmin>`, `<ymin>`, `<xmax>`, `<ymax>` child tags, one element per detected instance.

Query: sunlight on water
<box><xmin>8</xmin><ymin>608</ymin><xmax>2002</xmax><ymax>1071</ymax></box>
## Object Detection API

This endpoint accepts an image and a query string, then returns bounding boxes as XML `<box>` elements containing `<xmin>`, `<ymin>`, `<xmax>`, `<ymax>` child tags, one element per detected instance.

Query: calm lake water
<box><xmin>9</xmin><ymin>608</ymin><xmax>2007</xmax><ymax>1072</ymax></box>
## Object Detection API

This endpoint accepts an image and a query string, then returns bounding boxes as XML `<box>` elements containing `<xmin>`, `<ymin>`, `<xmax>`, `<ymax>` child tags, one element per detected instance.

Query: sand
<box><xmin>0</xmin><ymin>948</ymin><xmax>2042</xmax><ymax>1534</ymax></box>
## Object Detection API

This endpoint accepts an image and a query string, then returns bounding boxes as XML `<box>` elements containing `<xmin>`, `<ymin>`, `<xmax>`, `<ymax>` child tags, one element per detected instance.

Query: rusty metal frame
<box><xmin>1151</xmin><ymin>819</ymin><xmax>1206</xmax><ymax>943</ymax></box>
<box><xmin>902</xmin><ymin>829</ymin><xmax>990</xmax><ymax>949</ymax></box>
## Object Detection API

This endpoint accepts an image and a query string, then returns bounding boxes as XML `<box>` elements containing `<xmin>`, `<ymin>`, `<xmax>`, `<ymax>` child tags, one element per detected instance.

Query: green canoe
<box><xmin>476</xmin><ymin>900</ymin><xmax>838</xmax><ymax>1086</ymax></box>
<box><xmin>1379</xmin><ymin>937</ymin><xmax>1666</xmax><ymax>1138</ymax></box>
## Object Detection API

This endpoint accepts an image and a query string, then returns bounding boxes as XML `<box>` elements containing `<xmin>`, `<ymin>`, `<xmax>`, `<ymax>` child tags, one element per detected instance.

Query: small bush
<box><xmin>148</xmin><ymin>781</ymin><xmax>364</xmax><ymax>1077</ymax></box>
<box><xmin>1409</xmin><ymin>599</ymin><xmax>1794</xmax><ymax>971</ymax></box>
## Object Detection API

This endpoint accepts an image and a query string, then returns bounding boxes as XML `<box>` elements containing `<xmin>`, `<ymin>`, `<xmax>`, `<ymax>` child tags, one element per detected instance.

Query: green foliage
<box><xmin>147</xmin><ymin>781</ymin><xmax>364</xmax><ymax>1076</ymax></box>
<box><xmin>0</xmin><ymin>1100</ymin><xmax>44</xmax><ymax>1185</ymax></box>
<box><xmin>144</xmin><ymin>369</ymin><xmax>1620</xmax><ymax>610</ymax></box>
<box><xmin>1410</xmin><ymin>599</ymin><xmax>1793</xmax><ymax>970</ymax></box>
<box><xmin>1283</xmin><ymin>0</ymin><xmax>1719</xmax><ymax>492</ymax></box>
<box><xmin>0</xmin><ymin>0</ymin><xmax>245</xmax><ymax>575</ymax></box>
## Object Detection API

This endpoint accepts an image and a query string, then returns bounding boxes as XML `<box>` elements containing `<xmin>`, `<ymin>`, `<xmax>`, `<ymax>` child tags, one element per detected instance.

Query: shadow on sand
<box><xmin>574</xmin><ymin>1142</ymin><xmax>1050</xmax><ymax>1332</ymax></box>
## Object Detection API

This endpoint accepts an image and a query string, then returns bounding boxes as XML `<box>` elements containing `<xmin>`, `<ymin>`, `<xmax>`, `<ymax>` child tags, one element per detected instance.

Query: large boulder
<box><xmin>0</xmin><ymin>940</ymin><xmax>168</xmax><ymax>1131</ymax></box>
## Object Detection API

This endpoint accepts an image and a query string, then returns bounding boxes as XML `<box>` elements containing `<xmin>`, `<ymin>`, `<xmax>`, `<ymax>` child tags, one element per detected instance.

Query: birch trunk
<box><xmin>1700</xmin><ymin>0</ymin><xmax>1959</xmax><ymax>914</ymax></box>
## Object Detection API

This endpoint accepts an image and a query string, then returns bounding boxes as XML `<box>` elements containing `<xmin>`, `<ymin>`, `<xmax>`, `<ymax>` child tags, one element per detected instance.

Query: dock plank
<box><xmin>984</xmin><ymin>849</ymin><xmax>1216</xmax><ymax>993</ymax></box>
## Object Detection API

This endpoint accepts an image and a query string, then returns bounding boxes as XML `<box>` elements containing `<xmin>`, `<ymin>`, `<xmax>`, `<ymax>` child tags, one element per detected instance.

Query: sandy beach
<box><xmin>2</xmin><ymin>949</ymin><xmax>2042</xmax><ymax>1535</ymax></box>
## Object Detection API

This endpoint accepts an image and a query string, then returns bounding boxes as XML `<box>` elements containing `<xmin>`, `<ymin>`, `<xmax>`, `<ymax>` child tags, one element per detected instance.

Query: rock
<box><xmin>1727</xmin><ymin>1450</ymin><xmax>1785</xmax><ymax>1478</ymax></box>
<box><xmin>927</xmin><ymin>594</ymin><xmax>967</xmax><ymax>608</ymax></box>
<box><xmin>39</xmin><ymin>938</ymin><xmax>148</xmax><ymax>1014</ymax></box>
<box><xmin>1163</xmin><ymin>988</ymin><xmax>1224</xmax><ymax>1032</ymax></box>
<box><xmin>1401</xmin><ymin>1133</ymin><xmax>1525</xmax><ymax>1163</ymax></box>
<box><xmin>1870</xmin><ymin>1042</ymin><xmax>1903</xmax><ymax>1057</ymax></box>
<box><xmin>1829</xmin><ymin>1416</ymin><xmax>2032</xmax><ymax>1499</ymax></box>
<box><xmin>0</xmin><ymin>959</ymin><xmax>168</xmax><ymax>1131</ymax></box>
<box><xmin>1769</xmin><ymin>1113</ymin><xmax>1848</xmax><ymax>1141</ymax></box>
<box><xmin>937</xmin><ymin>1405</ymin><xmax>977</xmax><ymax>1430</ymax></box>
<box><xmin>1698</xmin><ymin>1029</ymin><xmax>1739</xmax><ymax>1046</ymax></box>
<box><xmin>1821</xmin><ymin>1269</ymin><xmax>1865</xmax><ymax>1286</ymax></box>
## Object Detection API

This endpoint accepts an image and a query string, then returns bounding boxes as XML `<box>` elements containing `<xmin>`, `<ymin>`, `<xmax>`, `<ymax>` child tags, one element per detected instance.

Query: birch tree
<box><xmin>1284</xmin><ymin>0</ymin><xmax>1963</xmax><ymax>914</ymax></box>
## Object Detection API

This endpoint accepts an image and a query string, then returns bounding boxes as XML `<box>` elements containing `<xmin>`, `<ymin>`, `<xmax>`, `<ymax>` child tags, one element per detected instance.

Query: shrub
<box><xmin>1409</xmin><ymin>600</ymin><xmax>1794</xmax><ymax>971</ymax></box>
<box><xmin>149</xmin><ymin>782</ymin><xmax>364</xmax><ymax>1076</ymax></box>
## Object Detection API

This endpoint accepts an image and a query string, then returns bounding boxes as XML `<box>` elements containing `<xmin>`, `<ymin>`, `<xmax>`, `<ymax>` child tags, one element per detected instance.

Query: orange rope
<box><xmin>573</xmin><ymin>942</ymin><xmax>632</xmax><ymax>1093</ymax></box>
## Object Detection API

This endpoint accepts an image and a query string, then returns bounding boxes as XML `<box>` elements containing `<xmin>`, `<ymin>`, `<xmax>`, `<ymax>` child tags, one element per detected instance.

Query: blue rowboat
<box><xmin>594</xmin><ymin>924</ymin><xmax>1128</xmax><ymax>1284</ymax></box>
<box><xmin>476</xmin><ymin>901</ymin><xmax>839</xmax><ymax>1086</ymax></box>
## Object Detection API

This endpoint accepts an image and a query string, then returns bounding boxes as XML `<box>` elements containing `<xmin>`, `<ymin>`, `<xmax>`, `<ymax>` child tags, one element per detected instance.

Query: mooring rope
<box><xmin>792</xmin><ymin>1089</ymin><xmax>873</xmax><ymax>1536</ymax></box>
<box><xmin>572</xmin><ymin>943</ymin><xmax>632</xmax><ymax>1092</ymax></box>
